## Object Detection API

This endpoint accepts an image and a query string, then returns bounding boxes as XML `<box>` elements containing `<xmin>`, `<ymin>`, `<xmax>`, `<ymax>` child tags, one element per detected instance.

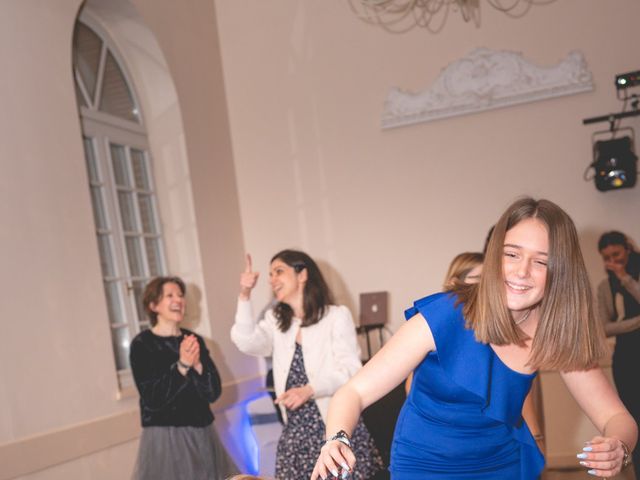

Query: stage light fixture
<box><xmin>615</xmin><ymin>70</ymin><xmax>640</xmax><ymax>90</ymax></box>
<box><xmin>592</xmin><ymin>135</ymin><xmax>637</xmax><ymax>192</ymax></box>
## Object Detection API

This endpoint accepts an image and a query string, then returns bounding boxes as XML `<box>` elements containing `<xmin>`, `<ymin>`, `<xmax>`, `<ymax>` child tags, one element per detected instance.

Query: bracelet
<box><xmin>327</xmin><ymin>430</ymin><xmax>352</xmax><ymax>449</ymax></box>
<box><xmin>177</xmin><ymin>359</ymin><xmax>191</xmax><ymax>370</ymax></box>
<box><xmin>620</xmin><ymin>440</ymin><xmax>631</xmax><ymax>469</ymax></box>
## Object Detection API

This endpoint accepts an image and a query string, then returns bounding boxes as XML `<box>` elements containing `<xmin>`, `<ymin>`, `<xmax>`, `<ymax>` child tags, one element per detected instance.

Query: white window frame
<box><xmin>74</xmin><ymin>18</ymin><xmax>168</xmax><ymax>391</ymax></box>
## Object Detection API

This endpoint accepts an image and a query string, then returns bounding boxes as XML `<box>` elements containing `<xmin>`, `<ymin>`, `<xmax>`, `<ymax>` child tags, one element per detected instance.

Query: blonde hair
<box><xmin>456</xmin><ymin>197</ymin><xmax>607</xmax><ymax>371</ymax></box>
<box><xmin>443</xmin><ymin>252</ymin><xmax>484</xmax><ymax>291</ymax></box>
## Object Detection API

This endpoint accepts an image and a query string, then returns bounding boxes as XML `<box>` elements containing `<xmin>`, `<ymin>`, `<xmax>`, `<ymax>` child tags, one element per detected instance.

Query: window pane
<box><xmin>118</xmin><ymin>191</ymin><xmax>137</xmax><ymax>232</ymax></box>
<box><xmin>99</xmin><ymin>50</ymin><xmax>139</xmax><ymax>123</ymax></box>
<box><xmin>138</xmin><ymin>194</ymin><xmax>156</xmax><ymax>234</ymax></box>
<box><xmin>131</xmin><ymin>280</ymin><xmax>147</xmax><ymax>325</ymax></box>
<box><xmin>125</xmin><ymin>237</ymin><xmax>145</xmax><ymax>277</ymax></box>
<box><xmin>97</xmin><ymin>234</ymin><xmax>116</xmax><ymax>277</ymax></box>
<box><xmin>90</xmin><ymin>186</ymin><xmax>108</xmax><ymax>230</ymax></box>
<box><xmin>73</xmin><ymin>22</ymin><xmax>102</xmax><ymax>104</ymax></box>
<box><xmin>131</xmin><ymin>149</ymin><xmax>150</xmax><ymax>190</ymax></box>
<box><xmin>145</xmin><ymin>238</ymin><xmax>163</xmax><ymax>276</ymax></box>
<box><xmin>111</xmin><ymin>326</ymin><xmax>131</xmax><ymax>371</ymax></box>
<box><xmin>110</xmin><ymin>144</ymin><xmax>130</xmax><ymax>187</ymax></box>
<box><xmin>104</xmin><ymin>281</ymin><xmax>125</xmax><ymax>325</ymax></box>
<box><xmin>83</xmin><ymin>137</ymin><xmax>99</xmax><ymax>183</ymax></box>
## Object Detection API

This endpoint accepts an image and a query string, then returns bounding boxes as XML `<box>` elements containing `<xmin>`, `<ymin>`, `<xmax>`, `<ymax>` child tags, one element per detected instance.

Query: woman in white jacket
<box><xmin>231</xmin><ymin>250</ymin><xmax>383</xmax><ymax>480</ymax></box>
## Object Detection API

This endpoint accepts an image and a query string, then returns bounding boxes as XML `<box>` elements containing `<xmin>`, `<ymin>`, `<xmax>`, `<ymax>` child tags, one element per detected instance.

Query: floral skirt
<box><xmin>275</xmin><ymin>344</ymin><xmax>384</xmax><ymax>480</ymax></box>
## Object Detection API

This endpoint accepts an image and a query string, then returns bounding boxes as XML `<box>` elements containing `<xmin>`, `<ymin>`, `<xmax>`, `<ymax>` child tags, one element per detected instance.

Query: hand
<box><xmin>605</xmin><ymin>261</ymin><xmax>627</xmax><ymax>281</ymax></box>
<box><xmin>239</xmin><ymin>253</ymin><xmax>259</xmax><ymax>300</ymax></box>
<box><xmin>311</xmin><ymin>439</ymin><xmax>355</xmax><ymax>480</ymax></box>
<box><xmin>275</xmin><ymin>385</ymin><xmax>314</xmax><ymax>411</ymax></box>
<box><xmin>179</xmin><ymin>334</ymin><xmax>200</xmax><ymax>368</ymax></box>
<box><xmin>576</xmin><ymin>436</ymin><xmax>628</xmax><ymax>477</ymax></box>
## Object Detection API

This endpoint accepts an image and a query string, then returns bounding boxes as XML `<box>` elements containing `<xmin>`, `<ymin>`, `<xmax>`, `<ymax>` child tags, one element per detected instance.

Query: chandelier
<box><xmin>348</xmin><ymin>0</ymin><xmax>556</xmax><ymax>33</ymax></box>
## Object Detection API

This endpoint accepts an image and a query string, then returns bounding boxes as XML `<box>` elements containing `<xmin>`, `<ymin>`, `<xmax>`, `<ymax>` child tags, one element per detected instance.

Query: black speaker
<box><xmin>592</xmin><ymin>136</ymin><xmax>637</xmax><ymax>191</ymax></box>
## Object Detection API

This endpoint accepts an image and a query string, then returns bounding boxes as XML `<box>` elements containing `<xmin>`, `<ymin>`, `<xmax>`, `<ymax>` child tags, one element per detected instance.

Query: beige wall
<box><xmin>215</xmin><ymin>0</ymin><xmax>640</xmax><ymax>318</ymax></box>
<box><xmin>1</xmin><ymin>0</ymin><xmax>639</xmax><ymax>478</ymax></box>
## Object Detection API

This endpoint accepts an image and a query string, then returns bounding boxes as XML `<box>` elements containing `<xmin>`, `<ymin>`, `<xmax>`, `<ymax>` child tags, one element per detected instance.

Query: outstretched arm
<box><xmin>561</xmin><ymin>367</ymin><xmax>637</xmax><ymax>478</ymax></box>
<box><xmin>311</xmin><ymin>313</ymin><xmax>435</xmax><ymax>480</ymax></box>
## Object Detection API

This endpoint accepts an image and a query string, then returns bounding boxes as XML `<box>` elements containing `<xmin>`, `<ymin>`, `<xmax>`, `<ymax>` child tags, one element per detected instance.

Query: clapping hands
<box><xmin>179</xmin><ymin>334</ymin><xmax>201</xmax><ymax>371</ymax></box>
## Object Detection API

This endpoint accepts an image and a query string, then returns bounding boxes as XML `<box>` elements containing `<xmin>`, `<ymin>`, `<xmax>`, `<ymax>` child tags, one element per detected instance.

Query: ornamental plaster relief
<box><xmin>382</xmin><ymin>47</ymin><xmax>593</xmax><ymax>129</ymax></box>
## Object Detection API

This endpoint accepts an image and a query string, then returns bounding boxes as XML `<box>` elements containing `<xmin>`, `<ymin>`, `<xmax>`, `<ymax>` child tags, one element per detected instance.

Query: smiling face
<box><xmin>150</xmin><ymin>281</ymin><xmax>186</xmax><ymax>325</ymax></box>
<box><xmin>502</xmin><ymin>218</ymin><xmax>549</xmax><ymax>320</ymax></box>
<box><xmin>599</xmin><ymin>244</ymin><xmax>630</xmax><ymax>271</ymax></box>
<box><xmin>269</xmin><ymin>258</ymin><xmax>307</xmax><ymax>306</ymax></box>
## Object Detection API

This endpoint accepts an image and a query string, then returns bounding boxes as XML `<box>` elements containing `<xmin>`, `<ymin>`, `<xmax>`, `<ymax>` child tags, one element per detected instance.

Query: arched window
<box><xmin>73</xmin><ymin>19</ymin><xmax>167</xmax><ymax>389</ymax></box>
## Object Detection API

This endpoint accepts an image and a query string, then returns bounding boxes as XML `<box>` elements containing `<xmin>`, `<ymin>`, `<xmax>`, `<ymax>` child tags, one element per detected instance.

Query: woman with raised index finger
<box><xmin>232</xmin><ymin>250</ymin><xmax>383</xmax><ymax>480</ymax></box>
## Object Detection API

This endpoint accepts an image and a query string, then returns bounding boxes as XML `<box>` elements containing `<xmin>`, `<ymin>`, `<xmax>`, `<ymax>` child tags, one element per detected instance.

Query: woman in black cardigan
<box><xmin>130</xmin><ymin>276</ymin><xmax>238</xmax><ymax>480</ymax></box>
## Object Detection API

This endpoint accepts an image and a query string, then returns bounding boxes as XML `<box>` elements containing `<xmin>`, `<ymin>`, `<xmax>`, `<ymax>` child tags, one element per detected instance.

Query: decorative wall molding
<box><xmin>381</xmin><ymin>48</ymin><xmax>594</xmax><ymax>129</ymax></box>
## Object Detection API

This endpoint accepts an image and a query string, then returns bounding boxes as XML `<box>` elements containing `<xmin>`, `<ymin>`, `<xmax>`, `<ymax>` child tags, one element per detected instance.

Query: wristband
<box><xmin>177</xmin><ymin>359</ymin><xmax>191</xmax><ymax>370</ymax></box>
<box><xmin>621</xmin><ymin>440</ymin><xmax>631</xmax><ymax>469</ymax></box>
<box><xmin>328</xmin><ymin>430</ymin><xmax>352</xmax><ymax>449</ymax></box>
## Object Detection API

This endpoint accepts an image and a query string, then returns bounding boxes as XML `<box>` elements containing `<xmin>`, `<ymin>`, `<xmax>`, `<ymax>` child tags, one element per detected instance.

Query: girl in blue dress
<box><xmin>311</xmin><ymin>197</ymin><xmax>637</xmax><ymax>480</ymax></box>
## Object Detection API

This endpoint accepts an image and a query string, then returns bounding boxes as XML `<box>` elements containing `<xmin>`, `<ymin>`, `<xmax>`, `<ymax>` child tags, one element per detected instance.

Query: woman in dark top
<box><xmin>597</xmin><ymin>231</ymin><xmax>640</xmax><ymax>478</ymax></box>
<box><xmin>130</xmin><ymin>276</ymin><xmax>238</xmax><ymax>480</ymax></box>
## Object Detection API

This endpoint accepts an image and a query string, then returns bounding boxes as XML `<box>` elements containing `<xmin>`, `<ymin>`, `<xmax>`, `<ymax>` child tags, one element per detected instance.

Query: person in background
<box><xmin>231</xmin><ymin>250</ymin><xmax>383</xmax><ymax>480</ymax></box>
<box><xmin>597</xmin><ymin>231</ymin><xmax>640</xmax><ymax>477</ymax></box>
<box><xmin>442</xmin><ymin>252</ymin><xmax>484</xmax><ymax>290</ymax></box>
<box><xmin>312</xmin><ymin>197</ymin><xmax>637</xmax><ymax>480</ymax></box>
<box><xmin>405</xmin><ymin>251</ymin><xmax>484</xmax><ymax>394</ymax></box>
<box><xmin>130</xmin><ymin>276</ymin><xmax>238</xmax><ymax>480</ymax></box>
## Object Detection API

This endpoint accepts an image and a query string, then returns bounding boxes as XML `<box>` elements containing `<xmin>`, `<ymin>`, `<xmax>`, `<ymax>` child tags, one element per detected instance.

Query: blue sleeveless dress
<box><xmin>390</xmin><ymin>293</ymin><xmax>545</xmax><ymax>479</ymax></box>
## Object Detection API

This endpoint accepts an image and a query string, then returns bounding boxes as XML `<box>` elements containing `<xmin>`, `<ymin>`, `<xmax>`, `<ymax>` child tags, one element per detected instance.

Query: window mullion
<box><xmin>74</xmin><ymin>69</ymin><xmax>93</xmax><ymax>109</ymax></box>
<box><xmin>93</xmin><ymin>42</ymin><xmax>108</xmax><ymax>109</ymax></box>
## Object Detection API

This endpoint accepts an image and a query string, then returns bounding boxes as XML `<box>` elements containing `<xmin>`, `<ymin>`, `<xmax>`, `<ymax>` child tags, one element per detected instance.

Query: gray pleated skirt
<box><xmin>132</xmin><ymin>424</ymin><xmax>239</xmax><ymax>480</ymax></box>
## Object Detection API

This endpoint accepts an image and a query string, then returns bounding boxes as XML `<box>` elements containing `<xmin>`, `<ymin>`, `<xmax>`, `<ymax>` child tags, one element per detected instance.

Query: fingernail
<box><xmin>584</xmin><ymin>441</ymin><xmax>592</xmax><ymax>446</ymax></box>
<box><xmin>341</xmin><ymin>463</ymin><xmax>350</xmax><ymax>471</ymax></box>
<box><xmin>587</xmin><ymin>469</ymin><xmax>597</xmax><ymax>476</ymax></box>
<box><xmin>583</xmin><ymin>446</ymin><xmax>593</xmax><ymax>452</ymax></box>
<box><xmin>577</xmin><ymin>453</ymin><xmax>588</xmax><ymax>459</ymax></box>
<box><xmin>331</xmin><ymin>470</ymin><xmax>338</xmax><ymax>478</ymax></box>
<box><xmin>341</xmin><ymin>471</ymin><xmax>350</xmax><ymax>480</ymax></box>
<box><xmin>579</xmin><ymin>461</ymin><xmax>588</xmax><ymax>467</ymax></box>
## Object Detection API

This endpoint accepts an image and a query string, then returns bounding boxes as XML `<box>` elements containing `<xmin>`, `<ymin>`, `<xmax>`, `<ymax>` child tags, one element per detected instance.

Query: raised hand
<box><xmin>605</xmin><ymin>260</ymin><xmax>627</xmax><ymax>281</ymax></box>
<box><xmin>239</xmin><ymin>253</ymin><xmax>260</xmax><ymax>300</ymax></box>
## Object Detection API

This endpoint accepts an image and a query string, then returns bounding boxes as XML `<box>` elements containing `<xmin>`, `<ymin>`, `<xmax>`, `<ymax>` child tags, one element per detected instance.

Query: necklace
<box><xmin>514</xmin><ymin>309</ymin><xmax>531</xmax><ymax>325</ymax></box>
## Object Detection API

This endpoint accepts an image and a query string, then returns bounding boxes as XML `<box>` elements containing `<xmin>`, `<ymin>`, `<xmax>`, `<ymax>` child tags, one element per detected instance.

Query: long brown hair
<box><xmin>271</xmin><ymin>249</ymin><xmax>334</xmax><ymax>332</ymax></box>
<box><xmin>455</xmin><ymin>197</ymin><xmax>607</xmax><ymax>371</ymax></box>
